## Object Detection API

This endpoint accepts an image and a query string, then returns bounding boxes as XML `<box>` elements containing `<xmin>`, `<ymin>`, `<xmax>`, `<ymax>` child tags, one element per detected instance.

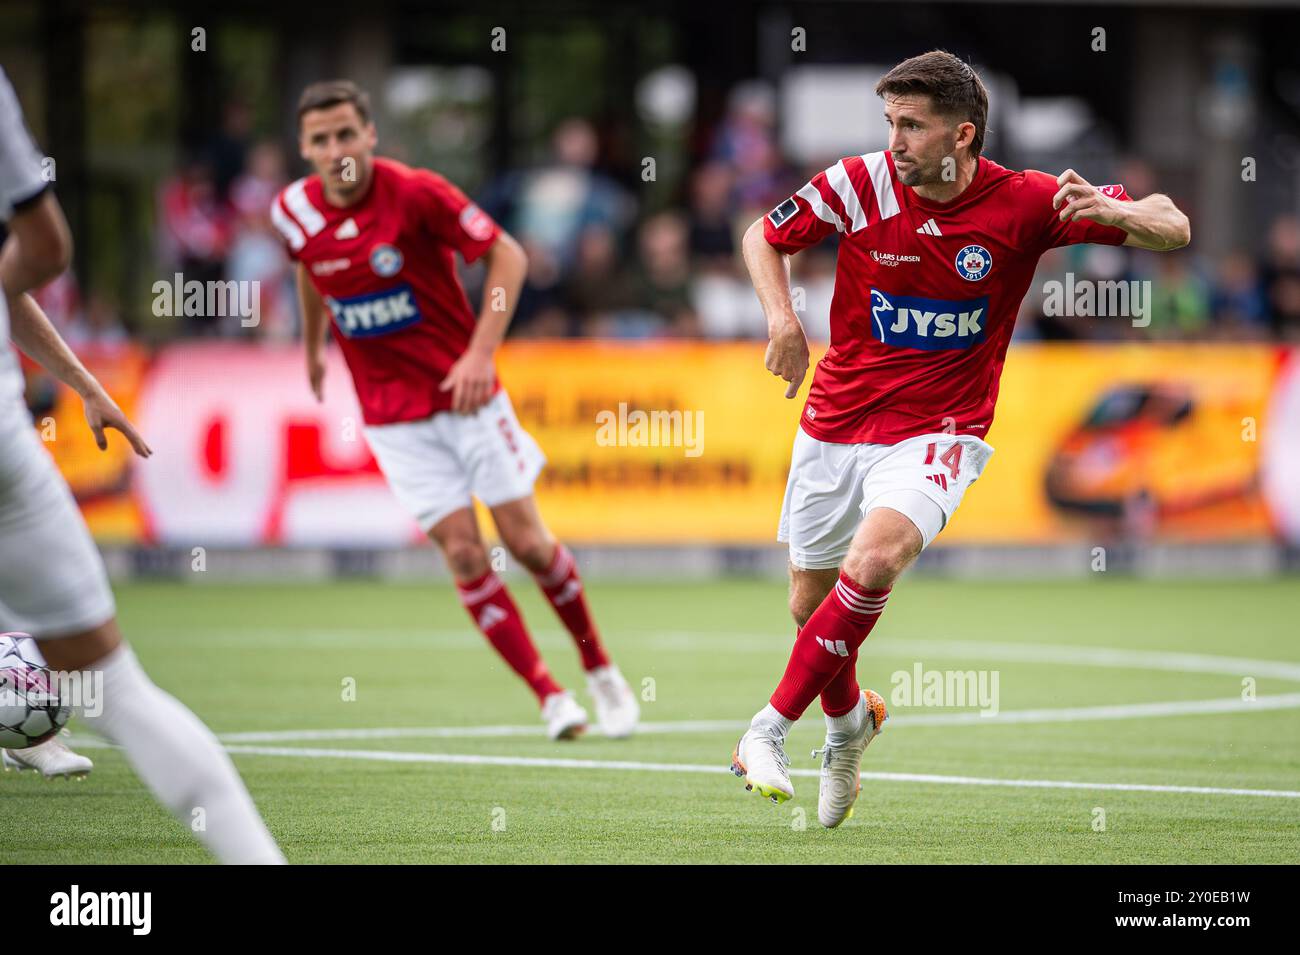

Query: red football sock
<box><xmin>532</xmin><ymin>543</ymin><xmax>610</xmax><ymax>672</ymax></box>
<box><xmin>457</xmin><ymin>569</ymin><xmax>562</xmax><ymax>704</ymax></box>
<box><xmin>769</xmin><ymin>573</ymin><xmax>889</xmax><ymax>721</ymax></box>
<box><xmin>820</xmin><ymin>647</ymin><xmax>861</xmax><ymax>717</ymax></box>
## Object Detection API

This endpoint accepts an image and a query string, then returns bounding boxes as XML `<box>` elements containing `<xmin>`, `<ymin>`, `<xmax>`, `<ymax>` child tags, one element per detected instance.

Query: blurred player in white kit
<box><xmin>0</xmin><ymin>65</ymin><xmax>284</xmax><ymax>863</ymax></box>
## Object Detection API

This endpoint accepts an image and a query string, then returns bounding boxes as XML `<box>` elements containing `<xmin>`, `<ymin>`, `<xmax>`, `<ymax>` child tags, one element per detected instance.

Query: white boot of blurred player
<box><xmin>78</xmin><ymin>644</ymin><xmax>286</xmax><ymax>864</ymax></box>
<box><xmin>585</xmin><ymin>664</ymin><xmax>639</xmax><ymax>738</ymax></box>
<box><xmin>541</xmin><ymin>690</ymin><xmax>588</xmax><ymax>741</ymax></box>
<box><xmin>3</xmin><ymin>736</ymin><xmax>93</xmax><ymax>779</ymax></box>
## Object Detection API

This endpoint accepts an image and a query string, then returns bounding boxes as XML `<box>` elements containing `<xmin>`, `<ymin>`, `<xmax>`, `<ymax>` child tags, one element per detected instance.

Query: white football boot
<box><xmin>585</xmin><ymin>664</ymin><xmax>639</xmax><ymax>739</ymax></box>
<box><xmin>3</xmin><ymin>737</ymin><xmax>94</xmax><ymax>780</ymax></box>
<box><xmin>814</xmin><ymin>688</ymin><xmax>888</xmax><ymax>828</ymax></box>
<box><xmin>731</xmin><ymin>723</ymin><xmax>794</xmax><ymax>804</ymax></box>
<box><xmin>540</xmin><ymin>690</ymin><xmax>588</xmax><ymax>741</ymax></box>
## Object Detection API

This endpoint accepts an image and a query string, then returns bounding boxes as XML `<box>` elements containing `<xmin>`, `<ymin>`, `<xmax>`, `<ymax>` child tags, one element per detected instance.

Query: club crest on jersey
<box><xmin>369</xmin><ymin>244</ymin><xmax>404</xmax><ymax>278</ymax></box>
<box><xmin>869</xmin><ymin>288</ymin><xmax>988</xmax><ymax>351</ymax></box>
<box><xmin>325</xmin><ymin>283</ymin><xmax>422</xmax><ymax>338</ymax></box>
<box><xmin>954</xmin><ymin>244</ymin><xmax>992</xmax><ymax>281</ymax></box>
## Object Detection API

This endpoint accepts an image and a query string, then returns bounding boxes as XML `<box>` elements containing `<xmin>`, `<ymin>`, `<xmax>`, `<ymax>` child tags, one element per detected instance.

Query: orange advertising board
<box><xmin>33</xmin><ymin>341</ymin><xmax>1290</xmax><ymax>547</ymax></box>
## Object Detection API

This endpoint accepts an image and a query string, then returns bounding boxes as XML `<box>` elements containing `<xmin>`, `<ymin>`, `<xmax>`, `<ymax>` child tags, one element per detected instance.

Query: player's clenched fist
<box><xmin>765</xmin><ymin>322</ymin><xmax>810</xmax><ymax>399</ymax></box>
<box><xmin>1053</xmin><ymin>168</ymin><xmax>1123</xmax><ymax>227</ymax></box>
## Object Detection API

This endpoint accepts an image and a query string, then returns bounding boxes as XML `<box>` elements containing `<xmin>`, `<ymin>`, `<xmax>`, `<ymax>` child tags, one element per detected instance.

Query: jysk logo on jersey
<box><xmin>954</xmin><ymin>244</ymin><xmax>992</xmax><ymax>281</ymax></box>
<box><xmin>369</xmin><ymin>244</ymin><xmax>404</xmax><ymax>277</ymax></box>
<box><xmin>326</xmin><ymin>284</ymin><xmax>422</xmax><ymax>338</ymax></box>
<box><xmin>767</xmin><ymin>197</ymin><xmax>799</xmax><ymax>228</ymax></box>
<box><xmin>869</xmin><ymin>288</ymin><xmax>988</xmax><ymax>351</ymax></box>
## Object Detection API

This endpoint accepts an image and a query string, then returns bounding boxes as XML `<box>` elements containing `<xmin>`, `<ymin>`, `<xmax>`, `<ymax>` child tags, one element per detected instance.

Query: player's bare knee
<box><xmin>35</xmin><ymin>619</ymin><xmax>122</xmax><ymax>672</ymax></box>
<box><xmin>843</xmin><ymin>543</ymin><xmax>913</xmax><ymax>590</ymax></box>
<box><xmin>503</xmin><ymin>532</ymin><xmax>553</xmax><ymax>573</ymax></box>
<box><xmin>788</xmin><ymin>593</ymin><xmax>818</xmax><ymax>629</ymax></box>
<box><xmin>439</xmin><ymin>537</ymin><xmax>490</xmax><ymax>579</ymax></box>
<box><xmin>788</xmin><ymin>567</ymin><xmax>838</xmax><ymax>626</ymax></box>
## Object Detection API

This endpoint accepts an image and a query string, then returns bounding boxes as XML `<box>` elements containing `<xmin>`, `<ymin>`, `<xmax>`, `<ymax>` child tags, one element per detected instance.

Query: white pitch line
<box><xmin>207</xmin><ymin>693</ymin><xmax>1300</xmax><ymax>743</ymax></box>
<box><xmin>213</xmin><ymin>744</ymin><xmax>1300</xmax><ymax>800</ymax></box>
<box><xmin>896</xmin><ymin>692</ymin><xmax>1300</xmax><ymax>725</ymax></box>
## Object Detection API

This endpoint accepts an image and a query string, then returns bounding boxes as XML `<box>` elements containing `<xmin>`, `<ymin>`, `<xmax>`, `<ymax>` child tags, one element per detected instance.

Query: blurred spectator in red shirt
<box><xmin>157</xmin><ymin>157</ymin><xmax>231</xmax><ymax>335</ymax></box>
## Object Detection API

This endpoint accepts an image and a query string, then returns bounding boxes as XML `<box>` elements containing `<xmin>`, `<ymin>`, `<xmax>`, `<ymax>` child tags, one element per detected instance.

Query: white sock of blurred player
<box><xmin>0</xmin><ymin>71</ymin><xmax>284</xmax><ymax>864</ymax></box>
<box><xmin>67</xmin><ymin>641</ymin><xmax>285</xmax><ymax>864</ymax></box>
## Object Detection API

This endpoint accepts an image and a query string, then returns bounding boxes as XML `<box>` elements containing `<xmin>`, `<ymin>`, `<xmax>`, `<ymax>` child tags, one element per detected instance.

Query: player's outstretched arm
<box><xmin>440</xmin><ymin>230</ymin><xmax>527</xmax><ymax>414</ymax></box>
<box><xmin>743</xmin><ymin>218</ymin><xmax>809</xmax><ymax>399</ymax></box>
<box><xmin>6</xmin><ymin>291</ymin><xmax>151</xmax><ymax>457</ymax></box>
<box><xmin>1053</xmin><ymin>169</ymin><xmax>1191</xmax><ymax>252</ymax></box>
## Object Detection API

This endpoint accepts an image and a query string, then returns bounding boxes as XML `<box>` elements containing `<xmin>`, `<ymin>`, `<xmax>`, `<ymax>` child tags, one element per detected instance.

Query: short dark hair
<box><xmin>875</xmin><ymin>51</ymin><xmax>989</xmax><ymax>158</ymax></box>
<box><xmin>297</xmin><ymin>80</ymin><xmax>371</xmax><ymax>129</ymax></box>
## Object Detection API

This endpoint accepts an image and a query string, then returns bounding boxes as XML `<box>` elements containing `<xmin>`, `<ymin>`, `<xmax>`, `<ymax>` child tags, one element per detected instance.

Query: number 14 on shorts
<box><xmin>924</xmin><ymin>441</ymin><xmax>963</xmax><ymax>480</ymax></box>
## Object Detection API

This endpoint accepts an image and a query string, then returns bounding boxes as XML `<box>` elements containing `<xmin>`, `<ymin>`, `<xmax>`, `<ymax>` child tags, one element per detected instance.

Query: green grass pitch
<box><xmin>4</xmin><ymin>577</ymin><xmax>1299</xmax><ymax>864</ymax></box>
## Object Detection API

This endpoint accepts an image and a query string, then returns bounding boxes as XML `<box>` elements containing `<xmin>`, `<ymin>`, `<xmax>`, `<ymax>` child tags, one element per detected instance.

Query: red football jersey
<box><xmin>272</xmin><ymin>157</ymin><xmax>500</xmax><ymax>425</ymax></box>
<box><xmin>764</xmin><ymin>152</ymin><xmax>1130</xmax><ymax>444</ymax></box>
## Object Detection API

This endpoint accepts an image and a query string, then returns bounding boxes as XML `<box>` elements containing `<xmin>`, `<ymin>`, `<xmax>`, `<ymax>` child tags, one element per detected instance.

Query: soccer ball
<box><xmin>0</xmin><ymin>632</ymin><xmax>70</xmax><ymax>749</ymax></box>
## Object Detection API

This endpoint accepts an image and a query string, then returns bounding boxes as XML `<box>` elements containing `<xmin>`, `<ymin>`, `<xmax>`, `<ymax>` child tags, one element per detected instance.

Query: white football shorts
<box><xmin>364</xmin><ymin>389</ymin><xmax>546</xmax><ymax>534</ymax></box>
<box><xmin>778</xmin><ymin>427</ymin><xmax>995</xmax><ymax>569</ymax></box>
<box><xmin>0</xmin><ymin>401</ymin><xmax>116</xmax><ymax>638</ymax></box>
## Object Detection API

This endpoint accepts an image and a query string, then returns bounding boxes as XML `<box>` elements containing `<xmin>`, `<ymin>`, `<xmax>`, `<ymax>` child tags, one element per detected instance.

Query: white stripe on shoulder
<box><xmin>826</xmin><ymin>160</ymin><xmax>867</xmax><ymax>233</ymax></box>
<box><xmin>269</xmin><ymin>196</ymin><xmax>306</xmax><ymax>251</ymax></box>
<box><xmin>861</xmin><ymin>151</ymin><xmax>901</xmax><ymax>221</ymax></box>
<box><xmin>796</xmin><ymin>181</ymin><xmax>845</xmax><ymax>233</ymax></box>
<box><xmin>283</xmin><ymin>178</ymin><xmax>327</xmax><ymax>237</ymax></box>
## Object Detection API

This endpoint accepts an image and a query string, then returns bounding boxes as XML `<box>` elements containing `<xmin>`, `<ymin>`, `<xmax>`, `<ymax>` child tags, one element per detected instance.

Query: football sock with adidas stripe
<box><xmin>821</xmin><ymin>647</ymin><xmax>862</xmax><ymax>718</ymax></box>
<box><xmin>531</xmin><ymin>543</ymin><xmax>610</xmax><ymax>672</ymax></box>
<box><xmin>456</xmin><ymin>569</ymin><xmax>563</xmax><ymax>703</ymax></box>
<box><xmin>78</xmin><ymin>643</ymin><xmax>285</xmax><ymax>864</ymax></box>
<box><xmin>769</xmin><ymin>572</ymin><xmax>889</xmax><ymax>721</ymax></box>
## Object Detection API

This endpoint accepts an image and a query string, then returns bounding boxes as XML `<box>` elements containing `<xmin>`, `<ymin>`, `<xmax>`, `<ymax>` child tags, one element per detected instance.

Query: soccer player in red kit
<box><xmin>274</xmin><ymin>80</ymin><xmax>638</xmax><ymax>740</ymax></box>
<box><xmin>731</xmin><ymin>51</ymin><xmax>1190</xmax><ymax>825</ymax></box>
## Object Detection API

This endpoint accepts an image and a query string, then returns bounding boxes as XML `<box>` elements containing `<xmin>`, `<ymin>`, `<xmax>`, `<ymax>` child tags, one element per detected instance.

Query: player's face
<box><xmin>883</xmin><ymin>94</ymin><xmax>963</xmax><ymax>187</ymax></box>
<box><xmin>299</xmin><ymin>103</ymin><xmax>377</xmax><ymax>197</ymax></box>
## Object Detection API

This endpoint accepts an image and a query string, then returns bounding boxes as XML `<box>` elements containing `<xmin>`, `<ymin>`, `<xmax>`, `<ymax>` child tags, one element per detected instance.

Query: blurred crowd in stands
<box><xmin>35</xmin><ymin>89</ymin><xmax>1300</xmax><ymax>346</ymax></box>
